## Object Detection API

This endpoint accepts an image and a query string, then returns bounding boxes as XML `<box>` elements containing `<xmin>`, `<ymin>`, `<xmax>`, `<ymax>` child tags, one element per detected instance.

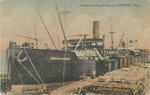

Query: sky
<box><xmin>0</xmin><ymin>0</ymin><xmax>150</xmax><ymax>55</ymax></box>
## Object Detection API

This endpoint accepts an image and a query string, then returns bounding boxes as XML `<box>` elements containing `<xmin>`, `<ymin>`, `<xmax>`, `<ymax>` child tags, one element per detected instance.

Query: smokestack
<box><xmin>93</xmin><ymin>21</ymin><xmax>99</xmax><ymax>39</ymax></box>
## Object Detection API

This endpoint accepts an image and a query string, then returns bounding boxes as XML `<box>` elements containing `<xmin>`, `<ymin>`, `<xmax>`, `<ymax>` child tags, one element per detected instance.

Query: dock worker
<box><xmin>83</xmin><ymin>73</ymin><xmax>85</xmax><ymax>81</ymax></box>
<box><xmin>22</xmin><ymin>42</ymin><xmax>29</xmax><ymax>48</ymax></box>
<box><xmin>44</xmin><ymin>44</ymin><xmax>49</xmax><ymax>49</ymax></box>
<box><xmin>92</xmin><ymin>69</ymin><xmax>96</xmax><ymax>79</ymax></box>
<box><xmin>30</xmin><ymin>43</ymin><xmax>34</xmax><ymax>48</ymax></box>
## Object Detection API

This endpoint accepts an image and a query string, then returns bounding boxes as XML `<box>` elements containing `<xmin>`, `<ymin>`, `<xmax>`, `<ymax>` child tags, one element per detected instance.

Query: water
<box><xmin>0</xmin><ymin>54</ymin><xmax>7</xmax><ymax>74</ymax></box>
<box><xmin>0</xmin><ymin>92</ymin><xmax>13</xmax><ymax>95</ymax></box>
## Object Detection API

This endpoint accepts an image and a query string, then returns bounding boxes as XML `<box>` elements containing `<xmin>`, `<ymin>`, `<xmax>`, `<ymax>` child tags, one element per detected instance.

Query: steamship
<box><xmin>3</xmin><ymin>21</ymin><xmax>105</xmax><ymax>89</ymax></box>
<box><xmin>6</xmin><ymin>21</ymin><xmax>103</xmax><ymax>85</ymax></box>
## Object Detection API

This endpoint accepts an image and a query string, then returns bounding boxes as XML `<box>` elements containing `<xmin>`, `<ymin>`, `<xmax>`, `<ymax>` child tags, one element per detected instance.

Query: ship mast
<box><xmin>56</xmin><ymin>5</ymin><xmax>68</xmax><ymax>51</ymax></box>
<box><xmin>117</xmin><ymin>33</ymin><xmax>125</xmax><ymax>49</ymax></box>
<box><xmin>34</xmin><ymin>20</ymin><xmax>38</xmax><ymax>49</ymax></box>
<box><xmin>36</xmin><ymin>8</ymin><xmax>57</xmax><ymax>50</ymax></box>
<box><xmin>109</xmin><ymin>18</ymin><xmax>115</xmax><ymax>50</ymax></box>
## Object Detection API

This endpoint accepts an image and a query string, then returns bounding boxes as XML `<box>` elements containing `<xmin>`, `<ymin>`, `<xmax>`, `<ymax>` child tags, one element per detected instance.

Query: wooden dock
<box><xmin>50</xmin><ymin>77</ymin><xmax>98</xmax><ymax>95</ymax></box>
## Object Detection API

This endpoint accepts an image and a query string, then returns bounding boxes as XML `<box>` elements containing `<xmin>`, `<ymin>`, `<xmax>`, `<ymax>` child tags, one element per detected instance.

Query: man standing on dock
<box><xmin>92</xmin><ymin>70</ymin><xmax>96</xmax><ymax>79</ymax></box>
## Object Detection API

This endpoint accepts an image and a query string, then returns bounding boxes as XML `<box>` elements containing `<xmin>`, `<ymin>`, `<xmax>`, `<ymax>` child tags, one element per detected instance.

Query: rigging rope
<box><xmin>13</xmin><ymin>61</ymin><xmax>24</xmax><ymax>84</ymax></box>
<box><xmin>11</xmin><ymin>49</ymin><xmax>24</xmax><ymax>84</ymax></box>
<box><xmin>62</xmin><ymin>51</ymin><xmax>66</xmax><ymax>85</ymax></box>
<box><xmin>23</xmin><ymin>48</ymin><xmax>44</xmax><ymax>84</ymax></box>
<box><xmin>0</xmin><ymin>83</ymin><xmax>12</xmax><ymax>92</ymax></box>
<box><xmin>10</xmin><ymin>48</ymin><xmax>41</xmax><ymax>84</ymax></box>
<box><xmin>15</xmin><ymin>58</ymin><xmax>41</xmax><ymax>84</ymax></box>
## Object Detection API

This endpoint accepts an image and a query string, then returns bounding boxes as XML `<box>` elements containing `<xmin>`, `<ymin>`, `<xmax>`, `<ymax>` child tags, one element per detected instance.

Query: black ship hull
<box><xmin>7</xmin><ymin>47</ymin><xmax>78</xmax><ymax>85</ymax></box>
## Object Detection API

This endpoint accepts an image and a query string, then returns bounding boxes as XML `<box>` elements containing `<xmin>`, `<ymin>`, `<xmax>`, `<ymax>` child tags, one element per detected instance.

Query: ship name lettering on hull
<box><xmin>50</xmin><ymin>57</ymin><xmax>70</xmax><ymax>61</ymax></box>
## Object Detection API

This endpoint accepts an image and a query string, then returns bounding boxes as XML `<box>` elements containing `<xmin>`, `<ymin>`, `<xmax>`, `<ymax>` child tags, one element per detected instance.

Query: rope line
<box><xmin>24</xmin><ymin>48</ymin><xmax>44</xmax><ymax>84</ymax></box>
<box><xmin>15</xmin><ymin>58</ymin><xmax>40</xmax><ymax>84</ymax></box>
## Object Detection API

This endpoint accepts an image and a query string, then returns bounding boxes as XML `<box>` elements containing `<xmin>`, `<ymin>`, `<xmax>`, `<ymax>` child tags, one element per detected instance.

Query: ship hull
<box><xmin>7</xmin><ymin>47</ymin><xmax>78</xmax><ymax>85</ymax></box>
